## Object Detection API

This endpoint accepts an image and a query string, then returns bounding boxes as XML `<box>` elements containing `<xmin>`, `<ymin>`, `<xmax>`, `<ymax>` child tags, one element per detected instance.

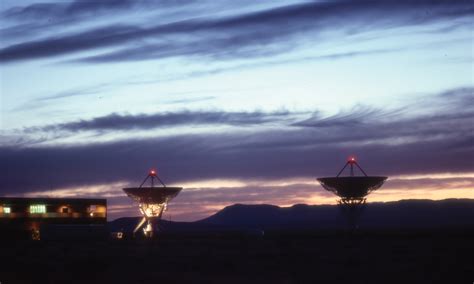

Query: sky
<box><xmin>0</xmin><ymin>0</ymin><xmax>473</xmax><ymax>221</ymax></box>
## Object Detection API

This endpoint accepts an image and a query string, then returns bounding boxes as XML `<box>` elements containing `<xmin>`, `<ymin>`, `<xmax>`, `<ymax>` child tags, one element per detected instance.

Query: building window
<box><xmin>3</xmin><ymin>207</ymin><xmax>11</xmax><ymax>214</ymax></box>
<box><xmin>30</xmin><ymin>204</ymin><xmax>46</xmax><ymax>214</ymax></box>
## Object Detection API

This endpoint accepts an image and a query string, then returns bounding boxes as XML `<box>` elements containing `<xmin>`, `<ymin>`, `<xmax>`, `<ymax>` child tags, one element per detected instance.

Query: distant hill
<box><xmin>109</xmin><ymin>199</ymin><xmax>474</xmax><ymax>233</ymax></box>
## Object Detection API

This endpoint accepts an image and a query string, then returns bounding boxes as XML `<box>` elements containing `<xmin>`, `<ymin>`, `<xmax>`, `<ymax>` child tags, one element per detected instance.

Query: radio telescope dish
<box><xmin>317</xmin><ymin>157</ymin><xmax>387</xmax><ymax>229</ymax></box>
<box><xmin>317</xmin><ymin>176</ymin><xmax>387</xmax><ymax>199</ymax></box>
<box><xmin>123</xmin><ymin>169</ymin><xmax>182</xmax><ymax>238</ymax></box>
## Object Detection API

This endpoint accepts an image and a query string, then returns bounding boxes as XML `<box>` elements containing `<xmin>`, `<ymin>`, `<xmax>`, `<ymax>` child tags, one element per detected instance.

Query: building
<box><xmin>0</xmin><ymin>197</ymin><xmax>107</xmax><ymax>240</ymax></box>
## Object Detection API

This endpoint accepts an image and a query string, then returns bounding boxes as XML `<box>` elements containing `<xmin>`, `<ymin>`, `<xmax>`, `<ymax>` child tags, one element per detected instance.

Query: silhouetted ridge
<box><xmin>200</xmin><ymin>204</ymin><xmax>281</xmax><ymax>226</ymax></box>
<box><xmin>109</xmin><ymin>199</ymin><xmax>474</xmax><ymax>233</ymax></box>
<box><xmin>198</xmin><ymin>199</ymin><xmax>474</xmax><ymax>229</ymax></box>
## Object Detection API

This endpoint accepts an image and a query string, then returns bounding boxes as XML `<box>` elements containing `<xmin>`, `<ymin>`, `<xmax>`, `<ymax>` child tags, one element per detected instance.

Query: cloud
<box><xmin>1</xmin><ymin>87</ymin><xmax>473</xmax><ymax>194</ymax></box>
<box><xmin>75</xmin><ymin>44</ymin><xmax>394</xmax><ymax>64</ymax></box>
<box><xmin>165</xmin><ymin>96</ymin><xmax>216</xmax><ymax>105</ymax></box>
<box><xmin>37</xmin><ymin>84</ymin><xmax>110</xmax><ymax>101</ymax></box>
<box><xmin>0</xmin><ymin>1</ymin><xmax>157</xmax><ymax>48</ymax></box>
<box><xmin>385</xmin><ymin>176</ymin><xmax>474</xmax><ymax>191</ymax></box>
<box><xmin>292</xmin><ymin>87</ymin><xmax>473</xmax><ymax>142</ymax></box>
<box><xmin>2</xmin><ymin>0</ymin><xmax>140</xmax><ymax>20</ymax></box>
<box><xmin>1</xmin><ymin>0</ymin><xmax>192</xmax><ymax>29</ymax></box>
<box><xmin>1</xmin><ymin>0</ymin><xmax>472</xmax><ymax>63</ymax></box>
<box><xmin>27</xmin><ymin>110</ymin><xmax>295</xmax><ymax>133</ymax></box>
<box><xmin>293</xmin><ymin>105</ymin><xmax>388</xmax><ymax>128</ymax></box>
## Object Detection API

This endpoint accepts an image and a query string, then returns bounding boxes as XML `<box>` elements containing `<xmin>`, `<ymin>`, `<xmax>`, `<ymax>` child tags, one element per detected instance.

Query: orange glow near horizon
<box><xmin>17</xmin><ymin>172</ymin><xmax>474</xmax><ymax>222</ymax></box>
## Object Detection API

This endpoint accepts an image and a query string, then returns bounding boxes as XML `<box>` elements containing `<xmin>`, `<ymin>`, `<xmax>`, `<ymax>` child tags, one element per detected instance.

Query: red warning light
<box><xmin>149</xmin><ymin>169</ymin><xmax>157</xmax><ymax>176</ymax></box>
<box><xmin>348</xmin><ymin>156</ymin><xmax>356</xmax><ymax>163</ymax></box>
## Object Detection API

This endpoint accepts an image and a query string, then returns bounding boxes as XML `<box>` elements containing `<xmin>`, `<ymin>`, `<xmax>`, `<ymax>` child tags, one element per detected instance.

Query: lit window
<box><xmin>3</xmin><ymin>207</ymin><xmax>11</xmax><ymax>214</ymax></box>
<box><xmin>30</xmin><ymin>204</ymin><xmax>46</xmax><ymax>214</ymax></box>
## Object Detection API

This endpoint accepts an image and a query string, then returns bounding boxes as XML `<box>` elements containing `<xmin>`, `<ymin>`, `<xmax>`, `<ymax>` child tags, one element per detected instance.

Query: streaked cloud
<box><xmin>30</xmin><ymin>110</ymin><xmax>296</xmax><ymax>132</ymax></box>
<box><xmin>22</xmin><ymin>181</ymin><xmax>130</xmax><ymax>198</ymax></box>
<box><xmin>1</xmin><ymin>0</ymin><xmax>472</xmax><ymax>63</ymax></box>
<box><xmin>1</xmin><ymin>87</ymin><xmax>472</xmax><ymax>194</ymax></box>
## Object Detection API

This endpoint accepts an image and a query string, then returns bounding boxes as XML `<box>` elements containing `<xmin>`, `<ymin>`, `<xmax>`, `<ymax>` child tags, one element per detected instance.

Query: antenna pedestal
<box><xmin>338</xmin><ymin>197</ymin><xmax>366</xmax><ymax>230</ymax></box>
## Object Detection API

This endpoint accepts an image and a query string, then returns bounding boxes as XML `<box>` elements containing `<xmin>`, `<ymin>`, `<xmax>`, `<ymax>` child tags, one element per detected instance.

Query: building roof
<box><xmin>0</xmin><ymin>197</ymin><xmax>106</xmax><ymax>205</ymax></box>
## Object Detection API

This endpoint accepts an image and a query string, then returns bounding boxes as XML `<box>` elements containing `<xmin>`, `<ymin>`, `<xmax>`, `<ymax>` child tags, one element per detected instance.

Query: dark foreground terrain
<box><xmin>1</xmin><ymin>228</ymin><xmax>473</xmax><ymax>284</ymax></box>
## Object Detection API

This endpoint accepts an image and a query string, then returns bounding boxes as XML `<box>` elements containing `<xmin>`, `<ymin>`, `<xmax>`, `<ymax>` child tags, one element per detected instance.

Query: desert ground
<box><xmin>1</xmin><ymin>228</ymin><xmax>472</xmax><ymax>284</ymax></box>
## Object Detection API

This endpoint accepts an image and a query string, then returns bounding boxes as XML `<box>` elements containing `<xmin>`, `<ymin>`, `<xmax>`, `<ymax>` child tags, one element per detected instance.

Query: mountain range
<box><xmin>109</xmin><ymin>199</ymin><xmax>474</xmax><ymax>233</ymax></box>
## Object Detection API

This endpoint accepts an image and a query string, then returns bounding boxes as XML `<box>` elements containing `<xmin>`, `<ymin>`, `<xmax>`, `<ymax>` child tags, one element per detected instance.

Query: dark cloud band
<box><xmin>1</xmin><ymin>87</ymin><xmax>472</xmax><ymax>194</ymax></box>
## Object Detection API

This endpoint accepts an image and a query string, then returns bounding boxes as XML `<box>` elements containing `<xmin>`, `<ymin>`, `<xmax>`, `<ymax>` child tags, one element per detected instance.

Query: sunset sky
<box><xmin>0</xmin><ymin>0</ymin><xmax>473</xmax><ymax>221</ymax></box>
